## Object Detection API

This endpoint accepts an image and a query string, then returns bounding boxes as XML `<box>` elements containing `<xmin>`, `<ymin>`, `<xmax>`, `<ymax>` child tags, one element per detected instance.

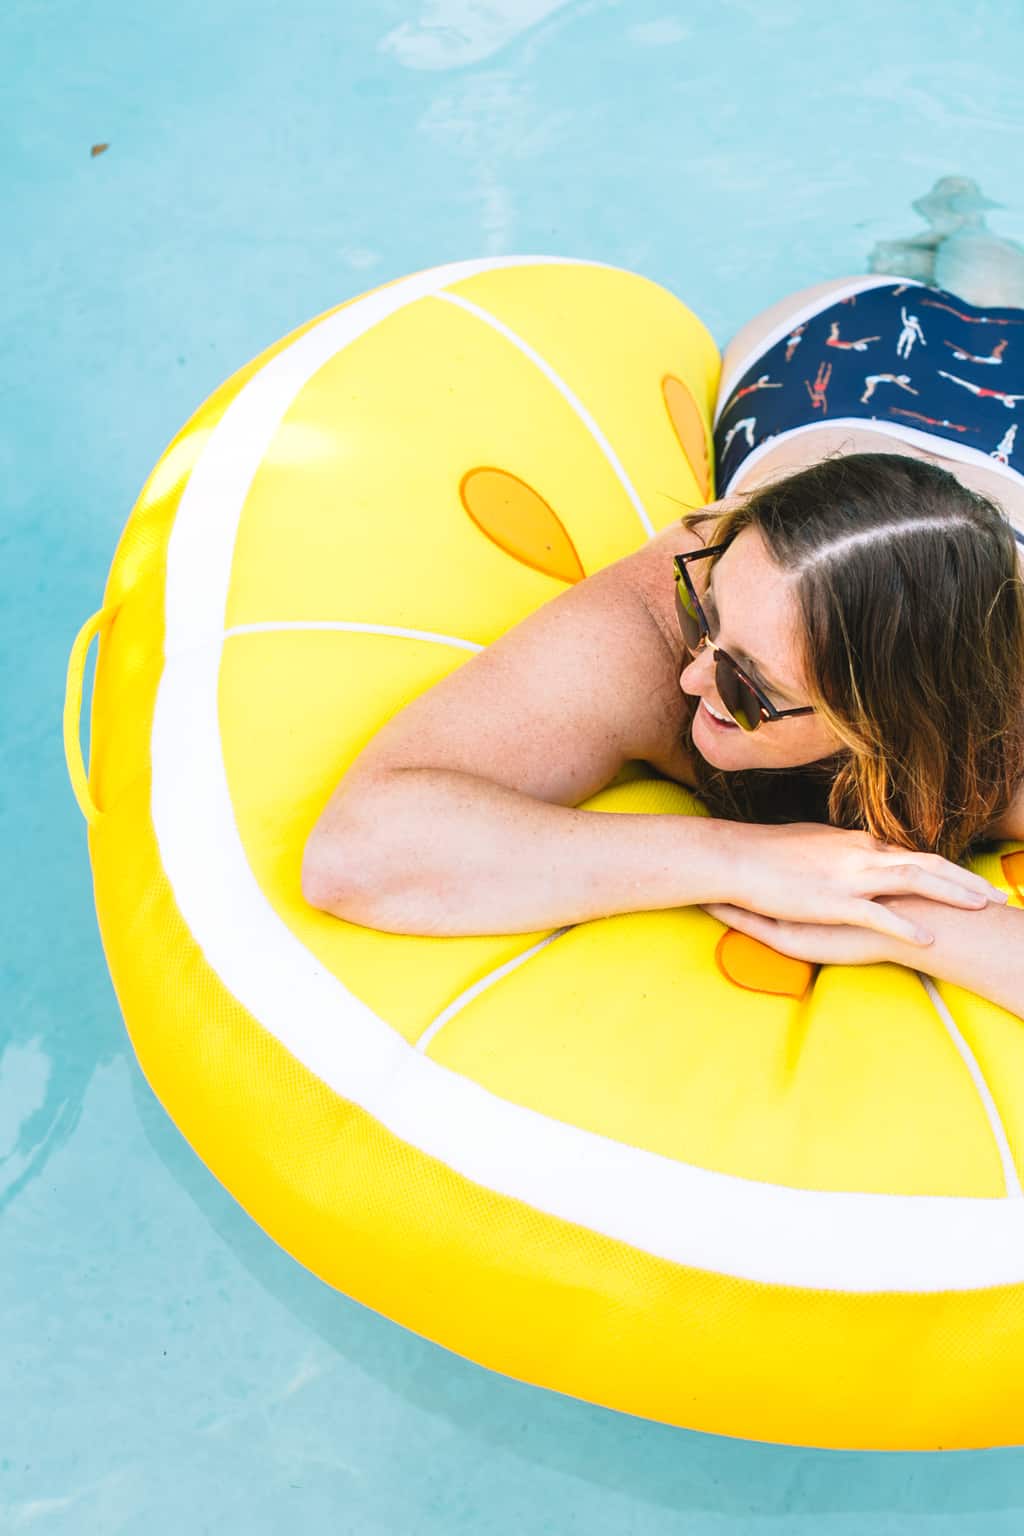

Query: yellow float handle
<box><xmin>63</xmin><ymin>602</ymin><xmax>120</xmax><ymax>826</ymax></box>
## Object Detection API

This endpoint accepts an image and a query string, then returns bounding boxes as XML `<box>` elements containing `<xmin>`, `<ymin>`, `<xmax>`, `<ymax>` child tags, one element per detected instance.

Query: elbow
<box><xmin>300</xmin><ymin>830</ymin><xmax>333</xmax><ymax>912</ymax></box>
<box><xmin>300</xmin><ymin>824</ymin><xmax>366</xmax><ymax>916</ymax></box>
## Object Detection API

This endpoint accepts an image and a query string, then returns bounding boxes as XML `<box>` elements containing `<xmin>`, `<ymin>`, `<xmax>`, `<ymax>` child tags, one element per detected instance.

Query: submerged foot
<box><xmin>868</xmin><ymin>175</ymin><xmax>1024</xmax><ymax>308</ymax></box>
<box><xmin>934</xmin><ymin>232</ymin><xmax>1024</xmax><ymax>309</ymax></box>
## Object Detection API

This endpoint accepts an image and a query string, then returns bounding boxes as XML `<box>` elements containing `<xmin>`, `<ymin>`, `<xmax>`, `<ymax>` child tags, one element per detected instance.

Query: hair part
<box><xmin>679</xmin><ymin>452</ymin><xmax>1024</xmax><ymax>861</ymax></box>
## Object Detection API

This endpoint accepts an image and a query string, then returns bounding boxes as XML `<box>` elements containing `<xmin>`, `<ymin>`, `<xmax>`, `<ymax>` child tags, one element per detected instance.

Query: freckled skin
<box><xmin>679</xmin><ymin>525</ymin><xmax>844</xmax><ymax>771</ymax></box>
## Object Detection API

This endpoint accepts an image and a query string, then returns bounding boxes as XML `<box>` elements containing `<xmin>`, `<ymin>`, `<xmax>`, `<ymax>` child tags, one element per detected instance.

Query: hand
<box><xmin>717</xmin><ymin>821</ymin><xmax>1008</xmax><ymax>948</ymax></box>
<box><xmin>702</xmin><ymin>902</ymin><xmax>903</xmax><ymax>967</ymax></box>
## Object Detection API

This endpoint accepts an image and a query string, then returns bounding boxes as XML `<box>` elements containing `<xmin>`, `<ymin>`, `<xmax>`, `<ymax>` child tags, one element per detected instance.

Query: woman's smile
<box><xmin>699</xmin><ymin>696</ymin><xmax>740</xmax><ymax>729</ymax></box>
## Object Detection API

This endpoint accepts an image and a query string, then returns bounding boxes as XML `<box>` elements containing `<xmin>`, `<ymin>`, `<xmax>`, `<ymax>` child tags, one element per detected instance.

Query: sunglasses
<box><xmin>673</xmin><ymin>543</ymin><xmax>816</xmax><ymax>733</ymax></box>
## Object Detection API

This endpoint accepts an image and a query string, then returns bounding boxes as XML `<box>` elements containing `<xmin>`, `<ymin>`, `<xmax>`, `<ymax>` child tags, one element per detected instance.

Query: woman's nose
<box><xmin>679</xmin><ymin>640</ymin><xmax>714</xmax><ymax>693</ymax></box>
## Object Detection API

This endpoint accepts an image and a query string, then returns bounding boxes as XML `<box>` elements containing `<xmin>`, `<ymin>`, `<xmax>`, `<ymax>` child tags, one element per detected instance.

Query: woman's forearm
<box><xmin>303</xmin><ymin>768</ymin><xmax>738</xmax><ymax>936</ymax></box>
<box><xmin>879</xmin><ymin>894</ymin><xmax>1024</xmax><ymax>1018</ymax></box>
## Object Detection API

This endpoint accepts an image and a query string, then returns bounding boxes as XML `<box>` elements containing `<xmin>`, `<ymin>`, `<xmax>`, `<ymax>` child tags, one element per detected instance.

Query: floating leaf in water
<box><xmin>91</xmin><ymin>143</ymin><xmax>110</xmax><ymax>158</ymax></box>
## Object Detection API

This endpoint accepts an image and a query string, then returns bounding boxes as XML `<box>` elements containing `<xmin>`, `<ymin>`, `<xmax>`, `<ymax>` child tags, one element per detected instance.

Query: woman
<box><xmin>301</xmin><ymin>271</ymin><xmax>1024</xmax><ymax>1019</ymax></box>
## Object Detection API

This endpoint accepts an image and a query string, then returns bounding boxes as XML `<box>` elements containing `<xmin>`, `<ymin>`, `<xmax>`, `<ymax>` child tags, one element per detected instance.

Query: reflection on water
<box><xmin>0</xmin><ymin>991</ymin><xmax>122</xmax><ymax>1217</ymax></box>
<box><xmin>380</xmin><ymin>0</ymin><xmax>576</xmax><ymax>70</ymax></box>
<box><xmin>0</xmin><ymin>1037</ymin><xmax>52</xmax><ymax>1201</ymax></box>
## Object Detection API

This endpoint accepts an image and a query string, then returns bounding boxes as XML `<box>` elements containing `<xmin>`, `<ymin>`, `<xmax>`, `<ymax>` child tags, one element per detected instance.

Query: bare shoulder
<box><xmin>321</xmin><ymin>515</ymin><xmax>709</xmax><ymax>817</ymax></box>
<box><xmin>601</xmin><ymin>516</ymin><xmax>719</xmax><ymax>787</ymax></box>
<box><xmin>616</xmin><ymin>507</ymin><xmax>726</xmax><ymax>656</ymax></box>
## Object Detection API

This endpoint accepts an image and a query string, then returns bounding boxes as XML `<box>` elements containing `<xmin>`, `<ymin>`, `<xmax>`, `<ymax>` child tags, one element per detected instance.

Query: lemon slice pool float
<box><xmin>64</xmin><ymin>257</ymin><xmax>1024</xmax><ymax>1450</ymax></box>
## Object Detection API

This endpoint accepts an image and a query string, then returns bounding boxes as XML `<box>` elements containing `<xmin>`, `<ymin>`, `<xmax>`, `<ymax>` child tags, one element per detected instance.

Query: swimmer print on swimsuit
<box><xmin>714</xmin><ymin>279</ymin><xmax>1024</xmax><ymax>540</ymax></box>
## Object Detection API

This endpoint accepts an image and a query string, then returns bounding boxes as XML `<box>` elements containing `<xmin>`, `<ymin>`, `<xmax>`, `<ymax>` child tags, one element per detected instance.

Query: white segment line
<box><xmin>433</xmin><ymin>291</ymin><xmax>657</xmax><ymax>538</ymax></box>
<box><xmin>162</xmin><ymin>256</ymin><xmax>620</xmax><ymax>661</ymax></box>
<box><xmin>224</xmin><ymin>629</ymin><xmax>577</xmax><ymax>1057</ymax></box>
<box><xmin>918</xmin><ymin>973</ymin><xmax>1023</xmax><ymax>1198</ymax></box>
<box><xmin>224</xmin><ymin>621</ymin><xmax>483</xmax><ymax>652</ymax></box>
<box><xmin>417</xmin><ymin>928</ymin><xmax>573</xmax><ymax>1054</ymax></box>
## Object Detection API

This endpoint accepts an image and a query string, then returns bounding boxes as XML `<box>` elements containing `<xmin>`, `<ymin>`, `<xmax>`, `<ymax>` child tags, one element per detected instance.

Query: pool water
<box><xmin>5</xmin><ymin>0</ymin><xmax>1024</xmax><ymax>1529</ymax></box>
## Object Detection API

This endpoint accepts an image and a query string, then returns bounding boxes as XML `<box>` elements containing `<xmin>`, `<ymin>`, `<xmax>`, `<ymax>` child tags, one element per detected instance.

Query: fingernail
<box><xmin>989</xmin><ymin>889</ymin><xmax>1009</xmax><ymax>903</ymax></box>
<box><xmin>915</xmin><ymin>927</ymin><xmax>934</xmax><ymax>944</ymax></box>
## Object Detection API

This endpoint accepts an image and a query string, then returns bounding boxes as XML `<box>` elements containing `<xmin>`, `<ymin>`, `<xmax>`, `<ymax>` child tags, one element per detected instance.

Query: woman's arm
<box><xmin>876</xmin><ymin>893</ymin><xmax>1024</xmax><ymax>1018</ymax></box>
<box><xmin>309</xmin><ymin>763</ymin><xmax>1003</xmax><ymax>944</ymax></box>
<box><xmin>703</xmin><ymin>890</ymin><xmax>1024</xmax><ymax>1019</ymax></box>
<box><xmin>303</xmin><ymin>771</ymin><xmax>740</xmax><ymax>936</ymax></box>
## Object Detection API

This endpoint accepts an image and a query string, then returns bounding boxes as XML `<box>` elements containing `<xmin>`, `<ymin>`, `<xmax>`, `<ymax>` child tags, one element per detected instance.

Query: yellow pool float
<box><xmin>64</xmin><ymin>257</ymin><xmax>1024</xmax><ymax>1451</ymax></box>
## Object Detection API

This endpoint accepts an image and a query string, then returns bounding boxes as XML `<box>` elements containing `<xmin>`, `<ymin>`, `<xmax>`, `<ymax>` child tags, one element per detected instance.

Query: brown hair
<box><xmin>679</xmin><ymin>452</ymin><xmax>1024</xmax><ymax>861</ymax></box>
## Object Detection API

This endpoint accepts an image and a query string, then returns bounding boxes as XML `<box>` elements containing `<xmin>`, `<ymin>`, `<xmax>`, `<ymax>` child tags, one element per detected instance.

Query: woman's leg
<box><xmin>869</xmin><ymin>175</ymin><xmax>1024</xmax><ymax>310</ymax></box>
<box><xmin>933</xmin><ymin>232</ymin><xmax>1024</xmax><ymax>310</ymax></box>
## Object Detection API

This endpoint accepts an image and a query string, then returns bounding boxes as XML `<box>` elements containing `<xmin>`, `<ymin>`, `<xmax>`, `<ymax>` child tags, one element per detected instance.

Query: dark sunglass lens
<box><xmin>716</xmin><ymin>657</ymin><xmax>761</xmax><ymax>732</ymax></box>
<box><xmin>674</xmin><ymin>577</ymin><xmax>703</xmax><ymax>650</ymax></box>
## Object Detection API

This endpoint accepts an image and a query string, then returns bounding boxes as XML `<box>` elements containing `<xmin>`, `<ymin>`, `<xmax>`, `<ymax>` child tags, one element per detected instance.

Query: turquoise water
<box><xmin>6</xmin><ymin>0</ymin><xmax>1024</xmax><ymax>1528</ymax></box>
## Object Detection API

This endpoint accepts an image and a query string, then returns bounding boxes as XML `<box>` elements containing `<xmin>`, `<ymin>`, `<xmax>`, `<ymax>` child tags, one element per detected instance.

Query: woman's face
<box><xmin>679</xmin><ymin>524</ymin><xmax>844</xmax><ymax>769</ymax></box>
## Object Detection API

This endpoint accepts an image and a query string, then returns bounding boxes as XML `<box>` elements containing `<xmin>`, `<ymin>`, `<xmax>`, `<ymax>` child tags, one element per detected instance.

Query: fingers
<box><xmin>702</xmin><ymin>902</ymin><xmax>757</xmax><ymax>928</ymax></box>
<box><xmin>704</xmin><ymin>904</ymin><xmax>835</xmax><ymax>963</ymax></box>
<box><xmin>870</xmin><ymin>852</ymin><xmax>1007</xmax><ymax>904</ymax></box>
<box><xmin>703</xmin><ymin>905</ymin><xmax>796</xmax><ymax>953</ymax></box>
<box><xmin>732</xmin><ymin>899</ymin><xmax>930</xmax><ymax>950</ymax></box>
<box><xmin>866</xmin><ymin>862</ymin><xmax>1007</xmax><ymax>909</ymax></box>
<box><xmin>850</xmin><ymin>899</ymin><xmax>933</xmax><ymax>946</ymax></box>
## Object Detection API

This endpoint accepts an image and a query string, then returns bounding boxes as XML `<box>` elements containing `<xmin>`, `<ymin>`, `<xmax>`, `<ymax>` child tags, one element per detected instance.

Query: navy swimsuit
<box><xmin>713</xmin><ymin>277</ymin><xmax>1024</xmax><ymax>547</ymax></box>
